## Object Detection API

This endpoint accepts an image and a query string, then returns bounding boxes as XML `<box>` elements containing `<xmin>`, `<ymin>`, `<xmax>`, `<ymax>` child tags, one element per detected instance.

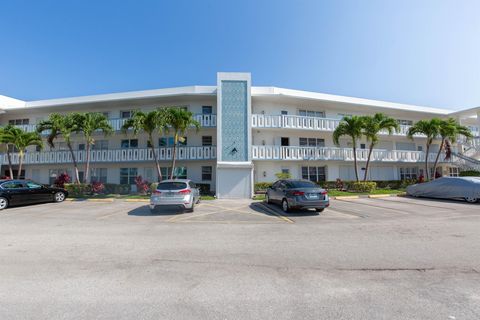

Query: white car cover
<box><xmin>406</xmin><ymin>177</ymin><xmax>480</xmax><ymax>201</ymax></box>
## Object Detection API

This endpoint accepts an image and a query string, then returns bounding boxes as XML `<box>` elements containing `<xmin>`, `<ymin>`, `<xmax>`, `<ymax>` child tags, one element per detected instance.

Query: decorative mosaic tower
<box><xmin>215</xmin><ymin>72</ymin><xmax>253</xmax><ymax>198</ymax></box>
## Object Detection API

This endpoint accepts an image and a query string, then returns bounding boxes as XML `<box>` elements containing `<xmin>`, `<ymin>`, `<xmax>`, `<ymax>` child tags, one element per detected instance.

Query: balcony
<box><xmin>1</xmin><ymin>146</ymin><xmax>216</xmax><ymax>165</ymax></box>
<box><xmin>251</xmin><ymin>114</ymin><xmax>422</xmax><ymax>137</ymax></box>
<box><xmin>13</xmin><ymin>114</ymin><xmax>217</xmax><ymax>134</ymax></box>
<box><xmin>252</xmin><ymin>145</ymin><xmax>451</xmax><ymax>163</ymax></box>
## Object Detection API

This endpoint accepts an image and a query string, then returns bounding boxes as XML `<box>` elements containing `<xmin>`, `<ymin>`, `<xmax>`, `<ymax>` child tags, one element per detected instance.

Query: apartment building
<box><xmin>0</xmin><ymin>72</ymin><xmax>479</xmax><ymax>198</ymax></box>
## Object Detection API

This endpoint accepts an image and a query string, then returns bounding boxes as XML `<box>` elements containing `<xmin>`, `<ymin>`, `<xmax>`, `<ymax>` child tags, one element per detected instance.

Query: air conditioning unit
<box><xmin>261</xmin><ymin>110</ymin><xmax>265</xmax><ymax>114</ymax></box>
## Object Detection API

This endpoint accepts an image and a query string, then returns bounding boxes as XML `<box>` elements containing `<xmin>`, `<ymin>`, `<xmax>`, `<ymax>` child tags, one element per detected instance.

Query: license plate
<box><xmin>307</xmin><ymin>193</ymin><xmax>319</xmax><ymax>199</ymax></box>
<box><xmin>165</xmin><ymin>192</ymin><xmax>175</xmax><ymax>197</ymax></box>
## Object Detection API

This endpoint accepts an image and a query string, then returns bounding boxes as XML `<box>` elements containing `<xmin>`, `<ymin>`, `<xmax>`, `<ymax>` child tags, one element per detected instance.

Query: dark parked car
<box><xmin>407</xmin><ymin>177</ymin><xmax>480</xmax><ymax>203</ymax></box>
<box><xmin>266</xmin><ymin>179</ymin><xmax>329</xmax><ymax>212</ymax></box>
<box><xmin>0</xmin><ymin>179</ymin><xmax>68</xmax><ymax>210</ymax></box>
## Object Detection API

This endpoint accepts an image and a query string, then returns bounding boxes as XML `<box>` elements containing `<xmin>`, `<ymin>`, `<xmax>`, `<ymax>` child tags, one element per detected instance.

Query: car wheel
<box><xmin>0</xmin><ymin>197</ymin><xmax>8</xmax><ymax>210</ymax></box>
<box><xmin>465</xmin><ymin>197</ymin><xmax>478</xmax><ymax>203</ymax></box>
<box><xmin>281</xmin><ymin>199</ymin><xmax>290</xmax><ymax>213</ymax></box>
<box><xmin>316</xmin><ymin>208</ymin><xmax>324</xmax><ymax>212</ymax></box>
<box><xmin>265</xmin><ymin>193</ymin><xmax>271</xmax><ymax>204</ymax></box>
<box><xmin>54</xmin><ymin>192</ymin><xmax>66</xmax><ymax>203</ymax></box>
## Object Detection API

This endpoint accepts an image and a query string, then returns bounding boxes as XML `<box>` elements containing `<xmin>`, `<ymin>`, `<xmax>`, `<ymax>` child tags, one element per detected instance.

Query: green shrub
<box><xmin>349</xmin><ymin>181</ymin><xmax>377</xmax><ymax>193</ymax></box>
<box><xmin>65</xmin><ymin>183</ymin><xmax>92</xmax><ymax>197</ymax></box>
<box><xmin>254</xmin><ymin>182</ymin><xmax>272</xmax><ymax>192</ymax></box>
<box><xmin>459</xmin><ymin>170</ymin><xmax>480</xmax><ymax>177</ymax></box>
<box><xmin>150</xmin><ymin>182</ymin><xmax>159</xmax><ymax>193</ymax></box>
<box><xmin>275</xmin><ymin>172</ymin><xmax>292</xmax><ymax>179</ymax></box>
<box><xmin>103</xmin><ymin>183</ymin><xmax>131</xmax><ymax>194</ymax></box>
<box><xmin>399</xmin><ymin>179</ymin><xmax>417</xmax><ymax>188</ymax></box>
<box><xmin>196</xmin><ymin>183</ymin><xmax>213</xmax><ymax>196</ymax></box>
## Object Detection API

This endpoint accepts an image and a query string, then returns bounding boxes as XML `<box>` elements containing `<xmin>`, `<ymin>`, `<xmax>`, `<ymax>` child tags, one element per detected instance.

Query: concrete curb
<box><xmin>333</xmin><ymin>193</ymin><xmax>407</xmax><ymax>200</ymax></box>
<box><xmin>67</xmin><ymin>198</ymin><xmax>115</xmax><ymax>202</ymax></box>
<box><xmin>124</xmin><ymin>199</ymin><xmax>149</xmax><ymax>202</ymax></box>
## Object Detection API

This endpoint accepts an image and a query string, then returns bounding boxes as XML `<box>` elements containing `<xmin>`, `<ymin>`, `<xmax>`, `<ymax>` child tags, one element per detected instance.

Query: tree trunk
<box><xmin>84</xmin><ymin>142</ymin><xmax>91</xmax><ymax>184</ymax></box>
<box><xmin>425</xmin><ymin>143</ymin><xmax>431</xmax><ymax>181</ymax></box>
<box><xmin>363</xmin><ymin>143</ymin><xmax>374</xmax><ymax>181</ymax></box>
<box><xmin>149</xmin><ymin>134</ymin><xmax>162</xmax><ymax>182</ymax></box>
<box><xmin>170</xmin><ymin>134</ymin><xmax>177</xmax><ymax>180</ymax></box>
<box><xmin>67</xmin><ymin>142</ymin><xmax>80</xmax><ymax>183</ymax></box>
<box><xmin>17</xmin><ymin>151</ymin><xmax>24</xmax><ymax>179</ymax></box>
<box><xmin>432</xmin><ymin>138</ymin><xmax>444</xmax><ymax>180</ymax></box>
<box><xmin>6</xmin><ymin>147</ymin><xmax>13</xmax><ymax>179</ymax></box>
<box><xmin>352</xmin><ymin>144</ymin><xmax>359</xmax><ymax>182</ymax></box>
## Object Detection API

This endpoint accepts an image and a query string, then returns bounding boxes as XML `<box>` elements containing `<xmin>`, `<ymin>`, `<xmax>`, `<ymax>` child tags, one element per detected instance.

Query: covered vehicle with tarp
<box><xmin>406</xmin><ymin>177</ymin><xmax>480</xmax><ymax>203</ymax></box>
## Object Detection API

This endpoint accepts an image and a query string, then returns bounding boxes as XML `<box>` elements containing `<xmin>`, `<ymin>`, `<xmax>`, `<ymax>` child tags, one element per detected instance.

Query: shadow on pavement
<box><xmin>249</xmin><ymin>201</ymin><xmax>319</xmax><ymax>217</ymax></box>
<box><xmin>128</xmin><ymin>205</ymin><xmax>185</xmax><ymax>216</ymax></box>
<box><xmin>403</xmin><ymin>195</ymin><xmax>480</xmax><ymax>205</ymax></box>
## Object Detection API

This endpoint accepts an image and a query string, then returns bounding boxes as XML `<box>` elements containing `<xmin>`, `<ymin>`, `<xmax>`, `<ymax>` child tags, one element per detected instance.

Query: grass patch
<box><xmin>201</xmin><ymin>195</ymin><xmax>216</xmax><ymax>200</ymax></box>
<box><xmin>328</xmin><ymin>189</ymin><xmax>405</xmax><ymax>197</ymax></box>
<box><xmin>252</xmin><ymin>194</ymin><xmax>266</xmax><ymax>201</ymax></box>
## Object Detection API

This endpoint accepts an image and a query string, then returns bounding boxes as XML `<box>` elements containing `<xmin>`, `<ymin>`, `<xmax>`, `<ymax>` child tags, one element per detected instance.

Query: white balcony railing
<box><xmin>252</xmin><ymin>145</ymin><xmax>450</xmax><ymax>163</ymax></box>
<box><xmin>1</xmin><ymin>146</ymin><xmax>216</xmax><ymax>165</ymax></box>
<box><xmin>251</xmin><ymin>114</ymin><xmax>428</xmax><ymax>137</ymax></box>
<box><xmin>13</xmin><ymin>114</ymin><xmax>217</xmax><ymax>133</ymax></box>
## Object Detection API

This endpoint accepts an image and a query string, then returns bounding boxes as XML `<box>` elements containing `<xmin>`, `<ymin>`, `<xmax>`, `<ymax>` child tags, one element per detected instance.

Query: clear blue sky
<box><xmin>1</xmin><ymin>0</ymin><xmax>479</xmax><ymax>110</ymax></box>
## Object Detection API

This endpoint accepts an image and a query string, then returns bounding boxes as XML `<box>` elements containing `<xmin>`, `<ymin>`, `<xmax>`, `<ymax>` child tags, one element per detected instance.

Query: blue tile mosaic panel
<box><xmin>221</xmin><ymin>80</ymin><xmax>248</xmax><ymax>161</ymax></box>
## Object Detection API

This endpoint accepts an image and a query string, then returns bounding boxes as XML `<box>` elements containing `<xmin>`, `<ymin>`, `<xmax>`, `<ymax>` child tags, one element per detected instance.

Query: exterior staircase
<box><xmin>452</xmin><ymin>137</ymin><xmax>480</xmax><ymax>171</ymax></box>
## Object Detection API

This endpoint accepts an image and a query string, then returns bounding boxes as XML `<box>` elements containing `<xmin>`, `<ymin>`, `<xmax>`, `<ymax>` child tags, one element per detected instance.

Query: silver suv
<box><xmin>150</xmin><ymin>179</ymin><xmax>200</xmax><ymax>213</ymax></box>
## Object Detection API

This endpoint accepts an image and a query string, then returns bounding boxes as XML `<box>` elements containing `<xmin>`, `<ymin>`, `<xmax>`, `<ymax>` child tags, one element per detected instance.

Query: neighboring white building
<box><xmin>0</xmin><ymin>72</ymin><xmax>479</xmax><ymax>198</ymax></box>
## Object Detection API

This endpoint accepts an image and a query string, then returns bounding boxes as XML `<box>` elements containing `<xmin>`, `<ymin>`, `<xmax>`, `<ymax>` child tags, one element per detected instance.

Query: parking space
<box><xmin>0</xmin><ymin>196</ymin><xmax>478</xmax><ymax>226</ymax></box>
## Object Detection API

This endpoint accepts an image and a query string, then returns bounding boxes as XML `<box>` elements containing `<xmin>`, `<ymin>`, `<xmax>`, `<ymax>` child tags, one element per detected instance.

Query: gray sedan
<box><xmin>150</xmin><ymin>179</ymin><xmax>201</xmax><ymax>213</ymax></box>
<box><xmin>406</xmin><ymin>177</ymin><xmax>480</xmax><ymax>203</ymax></box>
<box><xmin>266</xmin><ymin>179</ymin><xmax>330</xmax><ymax>212</ymax></box>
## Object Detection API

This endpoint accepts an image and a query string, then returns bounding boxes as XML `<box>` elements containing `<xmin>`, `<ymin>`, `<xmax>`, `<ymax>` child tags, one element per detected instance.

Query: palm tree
<box><xmin>432</xmin><ymin>118</ymin><xmax>472</xmax><ymax>179</ymax></box>
<box><xmin>37</xmin><ymin>113</ymin><xmax>82</xmax><ymax>183</ymax></box>
<box><xmin>76</xmin><ymin>113</ymin><xmax>113</xmax><ymax>183</ymax></box>
<box><xmin>407</xmin><ymin>118</ymin><xmax>442</xmax><ymax>181</ymax></box>
<box><xmin>333</xmin><ymin>116</ymin><xmax>364</xmax><ymax>182</ymax></box>
<box><xmin>121</xmin><ymin>109</ymin><xmax>169</xmax><ymax>182</ymax></box>
<box><xmin>1</xmin><ymin>127</ymin><xmax>43</xmax><ymax>179</ymax></box>
<box><xmin>165</xmin><ymin>108</ymin><xmax>200</xmax><ymax>179</ymax></box>
<box><xmin>361</xmin><ymin>113</ymin><xmax>399</xmax><ymax>181</ymax></box>
<box><xmin>0</xmin><ymin>125</ymin><xmax>18</xmax><ymax>179</ymax></box>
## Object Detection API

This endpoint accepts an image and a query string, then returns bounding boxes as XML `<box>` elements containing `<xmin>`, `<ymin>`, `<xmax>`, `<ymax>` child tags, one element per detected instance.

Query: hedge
<box><xmin>64</xmin><ymin>183</ymin><xmax>92</xmax><ymax>197</ymax></box>
<box><xmin>459</xmin><ymin>170</ymin><xmax>480</xmax><ymax>177</ymax></box>
<box><xmin>349</xmin><ymin>181</ymin><xmax>377</xmax><ymax>193</ymax></box>
<box><xmin>254</xmin><ymin>182</ymin><xmax>273</xmax><ymax>192</ymax></box>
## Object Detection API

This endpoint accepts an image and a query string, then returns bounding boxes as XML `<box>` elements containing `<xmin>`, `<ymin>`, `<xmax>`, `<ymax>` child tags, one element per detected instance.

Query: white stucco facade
<box><xmin>0</xmin><ymin>72</ymin><xmax>479</xmax><ymax>198</ymax></box>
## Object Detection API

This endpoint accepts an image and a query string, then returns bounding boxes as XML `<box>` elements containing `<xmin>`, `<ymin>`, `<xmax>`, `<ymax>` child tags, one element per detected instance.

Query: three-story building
<box><xmin>0</xmin><ymin>72</ymin><xmax>479</xmax><ymax>198</ymax></box>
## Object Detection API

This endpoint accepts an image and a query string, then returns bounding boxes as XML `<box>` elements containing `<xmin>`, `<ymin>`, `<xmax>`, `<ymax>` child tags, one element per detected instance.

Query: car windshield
<box><xmin>157</xmin><ymin>182</ymin><xmax>188</xmax><ymax>190</ymax></box>
<box><xmin>290</xmin><ymin>181</ymin><xmax>318</xmax><ymax>188</ymax></box>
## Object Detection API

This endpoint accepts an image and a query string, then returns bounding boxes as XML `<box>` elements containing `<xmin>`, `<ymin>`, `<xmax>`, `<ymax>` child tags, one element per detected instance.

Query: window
<box><xmin>121</xmin><ymin>139</ymin><xmax>138</xmax><ymax>149</ymax></box>
<box><xmin>301</xmin><ymin>166</ymin><xmax>326</xmax><ymax>182</ymax></box>
<box><xmin>26</xmin><ymin>181</ymin><xmax>42</xmax><ymax>189</ymax></box>
<box><xmin>91</xmin><ymin>168</ymin><xmax>108</xmax><ymax>183</ymax></box>
<box><xmin>92</xmin><ymin>140</ymin><xmax>109</xmax><ymax>150</ymax></box>
<box><xmin>35</xmin><ymin>145</ymin><xmax>41</xmax><ymax>152</ymax></box>
<box><xmin>360</xmin><ymin>144</ymin><xmax>366</xmax><ymax>149</ymax></box>
<box><xmin>78</xmin><ymin>144</ymin><xmax>85</xmax><ymax>151</ymax></box>
<box><xmin>399</xmin><ymin>167</ymin><xmax>418</xmax><ymax>180</ymax></box>
<box><xmin>1</xmin><ymin>181</ymin><xmax>25</xmax><ymax>189</ymax></box>
<box><xmin>159</xmin><ymin>166</ymin><xmax>187</xmax><ymax>179</ymax></box>
<box><xmin>281</xmin><ymin>110</ymin><xmax>288</xmax><ymax>115</ymax></box>
<box><xmin>281</xmin><ymin>168</ymin><xmax>289</xmax><ymax>174</ymax></box>
<box><xmin>178</xmin><ymin>137</ymin><xmax>187</xmax><ymax>146</ymax></box>
<box><xmin>449</xmin><ymin>167</ymin><xmax>460</xmax><ymax>177</ymax></box>
<box><xmin>120</xmin><ymin>110</ymin><xmax>133</xmax><ymax>119</ymax></box>
<box><xmin>8</xmin><ymin>119</ymin><xmax>29</xmax><ymax>125</ymax></box>
<box><xmin>202</xmin><ymin>106</ymin><xmax>213</xmax><ymax>114</ymax></box>
<box><xmin>417</xmin><ymin>146</ymin><xmax>423</xmax><ymax>152</ymax></box>
<box><xmin>202</xmin><ymin>136</ymin><xmax>213</xmax><ymax>146</ymax></box>
<box><xmin>158</xmin><ymin>137</ymin><xmax>176</xmax><ymax>147</ymax></box>
<box><xmin>299</xmin><ymin>110</ymin><xmax>325</xmax><ymax>118</ymax></box>
<box><xmin>120</xmin><ymin>168</ymin><xmax>138</xmax><ymax>185</ymax></box>
<box><xmin>202</xmin><ymin>166</ymin><xmax>212</xmax><ymax>181</ymax></box>
<box><xmin>299</xmin><ymin>138</ymin><xmax>325</xmax><ymax>147</ymax></box>
<box><xmin>160</xmin><ymin>167</ymin><xmax>172</xmax><ymax>178</ymax></box>
<box><xmin>397</xmin><ymin>119</ymin><xmax>413</xmax><ymax>126</ymax></box>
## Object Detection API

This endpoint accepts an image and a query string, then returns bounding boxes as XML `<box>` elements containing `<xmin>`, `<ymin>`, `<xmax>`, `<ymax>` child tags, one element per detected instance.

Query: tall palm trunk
<box><xmin>170</xmin><ymin>134</ymin><xmax>177</xmax><ymax>180</ymax></box>
<box><xmin>424</xmin><ymin>143</ymin><xmax>431</xmax><ymax>181</ymax></box>
<box><xmin>6</xmin><ymin>146</ymin><xmax>13</xmax><ymax>179</ymax></box>
<box><xmin>17</xmin><ymin>150</ymin><xmax>24</xmax><ymax>179</ymax></box>
<box><xmin>149</xmin><ymin>134</ymin><xmax>162</xmax><ymax>182</ymax></box>
<box><xmin>84</xmin><ymin>142</ymin><xmax>91</xmax><ymax>184</ymax></box>
<box><xmin>363</xmin><ymin>143</ymin><xmax>374</xmax><ymax>181</ymax></box>
<box><xmin>67</xmin><ymin>142</ymin><xmax>81</xmax><ymax>183</ymax></box>
<box><xmin>352</xmin><ymin>139</ymin><xmax>359</xmax><ymax>182</ymax></box>
<box><xmin>432</xmin><ymin>138</ymin><xmax>445</xmax><ymax>180</ymax></box>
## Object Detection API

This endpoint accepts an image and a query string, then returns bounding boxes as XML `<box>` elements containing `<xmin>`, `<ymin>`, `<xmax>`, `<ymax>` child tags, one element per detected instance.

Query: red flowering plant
<box><xmin>91</xmin><ymin>181</ymin><xmax>105</xmax><ymax>194</ymax></box>
<box><xmin>135</xmin><ymin>176</ymin><xmax>150</xmax><ymax>195</ymax></box>
<box><xmin>54</xmin><ymin>173</ymin><xmax>71</xmax><ymax>188</ymax></box>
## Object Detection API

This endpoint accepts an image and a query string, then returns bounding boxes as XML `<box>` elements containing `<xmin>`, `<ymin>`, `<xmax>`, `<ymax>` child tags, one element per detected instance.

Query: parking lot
<box><xmin>1</xmin><ymin>196</ymin><xmax>479</xmax><ymax>319</ymax></box>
